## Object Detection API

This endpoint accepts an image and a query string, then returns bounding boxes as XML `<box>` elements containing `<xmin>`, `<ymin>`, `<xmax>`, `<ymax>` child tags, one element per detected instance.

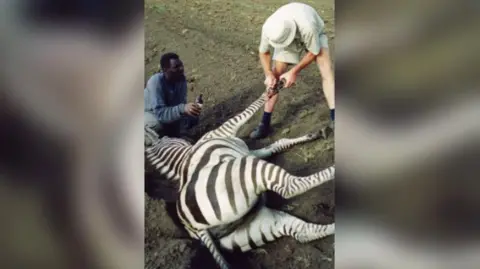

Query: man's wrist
<box><xmin>291</xmin><ymin>65</ymin><xmax>301</xmax><ymax>74</ymax></box>
<box><xmin>264</xmin><ymin>70</ymin><xmax>274</xmax><ymax>77</ymax></box>
<box><xmin>178</xmin><ymin>103</ymin><xmax>187</xmax><ymax>115</ymax></box>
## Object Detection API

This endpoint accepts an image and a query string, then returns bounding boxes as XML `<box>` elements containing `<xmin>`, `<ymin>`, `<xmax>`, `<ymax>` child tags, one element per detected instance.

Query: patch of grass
<box><xmin>293</xmin><ymin>254</ymin><xmax>312</xmax><ymax>268</ymax></box>
<box><xmin>150</xmin><ymin>3</ymin><xmax>167</xmax><ymax>14</ymax></box>
<box><xmin>296</xmin><ymin>146</ymin><xmax>317</xmax><ymax>162</ymax></box>
<box><xmin>252</xmin><ymin>248</ymin><xmax>268</xmax><ymax>256</ymax></box>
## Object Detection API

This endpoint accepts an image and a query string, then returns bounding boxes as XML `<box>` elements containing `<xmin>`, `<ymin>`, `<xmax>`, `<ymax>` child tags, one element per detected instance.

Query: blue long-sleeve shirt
<box><xmin>144</xmin><ymin>72</ymin><xmax>187</xmax><ymax>124</ymax></box>
<box><xmin>144</xmin><ymin>73</ymin><xmax>199</xmax><ymax>135</ymax></box>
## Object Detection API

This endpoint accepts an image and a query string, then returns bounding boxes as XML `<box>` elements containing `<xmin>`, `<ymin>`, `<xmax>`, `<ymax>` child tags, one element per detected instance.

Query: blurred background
<box><xmin>0</xmin><ymin>0</ymin><xmax>144</xmax><ymax>268</ymax></box>
<box><xmin>336</xmin><ymin>0</ymin><xmax>480</xmax><ymax>268</ymax></box>
<box><xmin>0</xmin><ymin>0</ymin><xmax>479</xmax><ymax>269</ymax></box>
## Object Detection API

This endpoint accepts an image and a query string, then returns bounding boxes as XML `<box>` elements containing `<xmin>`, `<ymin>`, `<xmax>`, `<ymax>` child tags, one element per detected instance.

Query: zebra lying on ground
<box><xmin>145</xmin><ymin>86</ymin><xmax>335</xmax><ymax>269</ymax></box>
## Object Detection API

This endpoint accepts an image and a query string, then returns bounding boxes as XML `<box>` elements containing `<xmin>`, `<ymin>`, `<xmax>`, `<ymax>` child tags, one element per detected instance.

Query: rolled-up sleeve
<box><xmin>302</xmin><ymin>26</ymin><xmax>322</xmax><ymax>56</ymax></box>
<box><xmin>259</xmin><ymin>33</ymin><xmax>271</xmax><ymax>53</ymax></box>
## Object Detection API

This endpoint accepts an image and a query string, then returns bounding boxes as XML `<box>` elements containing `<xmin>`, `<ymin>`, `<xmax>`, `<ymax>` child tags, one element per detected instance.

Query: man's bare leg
<box><xmin>316</xmin><ymin>48</ymin><xmax>335</xmax><ymax>124</ymax></box>
<box><xmin>250</xmin><ymin>61</ymin><xmax>288</xmax><ymax>139</ymax></box>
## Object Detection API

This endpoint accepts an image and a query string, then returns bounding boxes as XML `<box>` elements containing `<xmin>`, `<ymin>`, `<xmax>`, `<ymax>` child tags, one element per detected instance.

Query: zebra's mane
<box><xmin>157</xmin><ymin>136</ymin><xmax>193</xmax><ymax>146</ymax></box>
<box><xmin>147</xmin><ymin>134</ymin><xmax>193</xmax><ymax>148</ymax></box>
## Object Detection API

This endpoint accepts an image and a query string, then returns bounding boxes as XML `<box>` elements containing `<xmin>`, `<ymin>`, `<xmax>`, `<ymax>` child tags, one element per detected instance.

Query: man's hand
<box><xmin>184</xmin><ymin>103</ymin><xmax>202</xmax><ymax>117</ymax></box>
<box><xmin>266</xmin><ymin>88</ymin><xmax>277</xmax><ymax>99</ymax></box>
<box><xmin>264</xmin><ymin>72</ymin><xmax>277</xmax><ymax>90</ymax></box>
<box><xmin>279</xmin><ymin>69</ymin><xmax>298</xmax><ymax>88</ymax></box>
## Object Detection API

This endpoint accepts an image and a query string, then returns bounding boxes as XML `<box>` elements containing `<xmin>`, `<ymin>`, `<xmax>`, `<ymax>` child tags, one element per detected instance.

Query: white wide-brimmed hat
<box><xmin>262</xmin><ymin>15</ymin><xmax>297</xmax><ymax>49</ymax></box>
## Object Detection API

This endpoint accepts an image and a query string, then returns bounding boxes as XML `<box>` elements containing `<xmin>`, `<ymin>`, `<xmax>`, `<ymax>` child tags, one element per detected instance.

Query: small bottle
<box><xmin>195</xmin><ymin>94</ymin><xmax>203</xmax><ymax>108</ymax></box>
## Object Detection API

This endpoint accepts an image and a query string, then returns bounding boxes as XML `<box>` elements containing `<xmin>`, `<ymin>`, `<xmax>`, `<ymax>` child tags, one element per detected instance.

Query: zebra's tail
<box><xmin>197</xmin><ymin>229</ymin><xmax>231</xmax><ymax>269</ymax></box>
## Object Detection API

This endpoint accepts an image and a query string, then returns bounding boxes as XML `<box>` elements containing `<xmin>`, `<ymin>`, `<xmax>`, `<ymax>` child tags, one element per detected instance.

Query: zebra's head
<box><xmin>158</xmin><ymin>136</ymin><xmax>194</xmax><ymax>146</ymax></box>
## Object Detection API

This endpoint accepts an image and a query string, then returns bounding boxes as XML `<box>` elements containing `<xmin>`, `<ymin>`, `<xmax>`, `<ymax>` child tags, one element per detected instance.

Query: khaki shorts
<box><xmin>273</xmin><ymin>33</ymin><xmax>329</xmax><ymax>64</ymax></box>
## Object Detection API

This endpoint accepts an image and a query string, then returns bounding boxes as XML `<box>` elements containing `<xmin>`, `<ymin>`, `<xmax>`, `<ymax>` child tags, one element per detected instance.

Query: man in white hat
<box><xmin>250</xmin><ymin>2</ymin><xmax>335</xmax><ymax>139</ymax></box>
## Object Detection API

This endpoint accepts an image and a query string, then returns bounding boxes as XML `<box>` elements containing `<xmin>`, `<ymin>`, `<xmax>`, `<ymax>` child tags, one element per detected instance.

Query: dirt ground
<box><xmin>144</xmin><ymin>0</ymin><xmax>335</xmax><ymax>268</ymax></box>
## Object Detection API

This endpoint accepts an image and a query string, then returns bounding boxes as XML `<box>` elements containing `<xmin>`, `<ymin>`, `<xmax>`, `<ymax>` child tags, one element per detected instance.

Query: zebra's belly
<box><xmin>188</xmin><ymin>185</ymin><xmax>260</xmax><ymax>228</ymax></box>
<box><xmin>218</xmin><ymin>203</ymin><xmax>277</xmax><ymax>252</ymax></box>
<box><xmin>209</xmin><ymin>195</ymin><xmax>265</xmax><ymax>240</ymax></box>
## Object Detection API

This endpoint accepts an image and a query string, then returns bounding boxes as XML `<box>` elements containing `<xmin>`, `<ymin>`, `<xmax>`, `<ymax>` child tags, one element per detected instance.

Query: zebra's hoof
<box><xmin>318</xmin><ymin>203</ymin><xmax>335</xmax><ymax>216</ymax></box>
<box><xmin>249</xmin><ymin>124</ymin><xmax>272</xmax><ymax>140</ymax></box>
<box><xmin>321</xmin><ymin>125</ymin><xmax>334</xmax><ymax>139</ymax></box>
<box><xmin>308</xmin><ymin>123</ymin><xmax>334</xmax><ymax>140</ymax></box>
<box><xmin>307</xmin><ymin>129</ymin><xmax>324</xmax><ymax>140</ymax></box>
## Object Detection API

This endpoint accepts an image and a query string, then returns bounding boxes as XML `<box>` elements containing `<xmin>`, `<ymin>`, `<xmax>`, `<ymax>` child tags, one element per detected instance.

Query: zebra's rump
<box><xmin>208</xmin><ymin>194</ymin><xmax>266</xmax><ymax>239</ymax></box>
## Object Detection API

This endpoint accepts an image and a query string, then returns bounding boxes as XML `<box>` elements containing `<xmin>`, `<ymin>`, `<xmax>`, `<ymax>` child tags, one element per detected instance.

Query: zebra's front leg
<box><xmin>218</xmin><ymin>206</ymin><xmax>334</xmax><ymax>252</ymax></box>
<box><xmin>198</xmin><ymin>92</ymin><xmax>267</xmax><ymax>143</ymax></box>
<box><xmin>249</xmin><ymin>130</ymin><xmax>325</xmax><ymax>159</ymax></box>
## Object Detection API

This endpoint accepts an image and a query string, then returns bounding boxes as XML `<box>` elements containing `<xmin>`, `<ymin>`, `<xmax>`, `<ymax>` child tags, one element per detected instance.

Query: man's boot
<box><xmin>249</xmin><ymin>123</ymin><xmax>272</xmax><ymax>139</ymax></box>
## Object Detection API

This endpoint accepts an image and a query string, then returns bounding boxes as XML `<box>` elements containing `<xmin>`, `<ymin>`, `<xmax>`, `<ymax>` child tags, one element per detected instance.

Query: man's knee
<box><xmin>272</xmin><ymin>61</ymin><xmax>289</xmax><ymax>77</ymax></box>
<box><xmin>315</xmin><ymin>48</ymin><xmax>331</xmax><ymax>65</ymax></box>
<box><xmin>316</xmin><ymin>49</ymin><xmax>333</xmax><ymax>75</ymax></box>
<box><xmin>144</xmin><ymin>112</ymin><xmax>163</xmax><ymax>132</ymax></box>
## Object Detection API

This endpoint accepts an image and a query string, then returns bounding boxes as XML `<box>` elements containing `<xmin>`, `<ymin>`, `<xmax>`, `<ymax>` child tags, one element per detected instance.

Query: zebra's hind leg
<box><xmin>249</xmin><ymin>130</ymin><xmax>325</xmax><ymax>159</ymax></box>
<box><xmin>197</xmin><ymin>229</ymin><xmax>231</xmax><ymax>269</ymax></box>
<box><xmin>245</xmin><ymin>156</ymin><xmax>334</xmax><ymax>199</ymax></box>
<box><xmin>218</xmin><ymin>206</ymin><xmax>334</xmax><ymax>252</ymax></box>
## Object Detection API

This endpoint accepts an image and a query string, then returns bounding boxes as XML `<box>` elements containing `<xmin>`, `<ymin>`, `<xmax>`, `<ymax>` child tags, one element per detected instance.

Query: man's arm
<box><xmin>259</xmin><ymin>51</ymin><xmax>273</xmax><ymax>76</ymax></box>
<box><xmin>290</xmin><ymin>51</ymin><xmax>317</xmax><ymax>74</ymax></box>
<box><xmin>147</xmin><ymin>76</ymin><xmax>185</xmax><ymax>124</ymax></box>
<box><xmin>180</xmin><ymin>81</ymin><xmax>200</xmax><ymax>128</ymax></box>
<box><xmin>291</xmin><ymin>28</ymin><xmax>322</xmax><ymax>74</ymax></box>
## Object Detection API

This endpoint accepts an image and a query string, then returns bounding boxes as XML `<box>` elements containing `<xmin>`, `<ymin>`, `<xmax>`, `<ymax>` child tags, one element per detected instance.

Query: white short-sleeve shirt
<box><xmin>259</xmin><ymin>2</ymin><xmax>327</xmax><ymax>57</ymax></box>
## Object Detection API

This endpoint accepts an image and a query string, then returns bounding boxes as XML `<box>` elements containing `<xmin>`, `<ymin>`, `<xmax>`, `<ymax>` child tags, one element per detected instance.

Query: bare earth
<box><xmin>144</xmin><ymin>1</ymin><xmax>335</xmax><ymax>268</ymax></box>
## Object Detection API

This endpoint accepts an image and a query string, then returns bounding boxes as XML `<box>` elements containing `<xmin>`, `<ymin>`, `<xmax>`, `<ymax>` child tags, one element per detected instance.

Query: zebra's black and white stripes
<box><xmin>218</xmin><ymin>206</ymin><xmax>335</xmax><ymax>252</ymax></box>
<box><xmin>196</xmin><ymin>92</ymin><xmax>268</xmax><ymax>143</ymax></box>
<box><xmin>178</xmin><ymin>150</ymin><xmax>334</xmax><ymax>229</ymax></box>
<box><xmin>145</xmin><ymin>134</ymin><xmax>192</xmax><ymax>183</ymax></box>
<box><xmin>145</xmin><ymin>87</ymin><xmax>334</xmax><ymax>269</ymax></box>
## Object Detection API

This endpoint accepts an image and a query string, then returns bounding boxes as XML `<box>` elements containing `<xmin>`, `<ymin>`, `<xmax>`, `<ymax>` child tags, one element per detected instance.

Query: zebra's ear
<box><xmin>160</xmin><ymin>135</ymin><xmax>171</xmax><ymax>141</ymax></box>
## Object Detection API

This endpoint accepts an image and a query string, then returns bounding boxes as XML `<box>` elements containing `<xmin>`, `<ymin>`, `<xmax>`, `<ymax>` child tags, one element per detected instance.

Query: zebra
<box><xmin>145</xmin><ymin>83</ymin><xmax>335</xmax><ymax>269</ymax></box>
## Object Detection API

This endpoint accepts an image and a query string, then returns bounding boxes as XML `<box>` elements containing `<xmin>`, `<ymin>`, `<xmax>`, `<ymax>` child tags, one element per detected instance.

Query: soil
<box><xmin>144</xmin><ymin>1</ymin><xmax>335</xmax><ymax>268</ymax></box>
